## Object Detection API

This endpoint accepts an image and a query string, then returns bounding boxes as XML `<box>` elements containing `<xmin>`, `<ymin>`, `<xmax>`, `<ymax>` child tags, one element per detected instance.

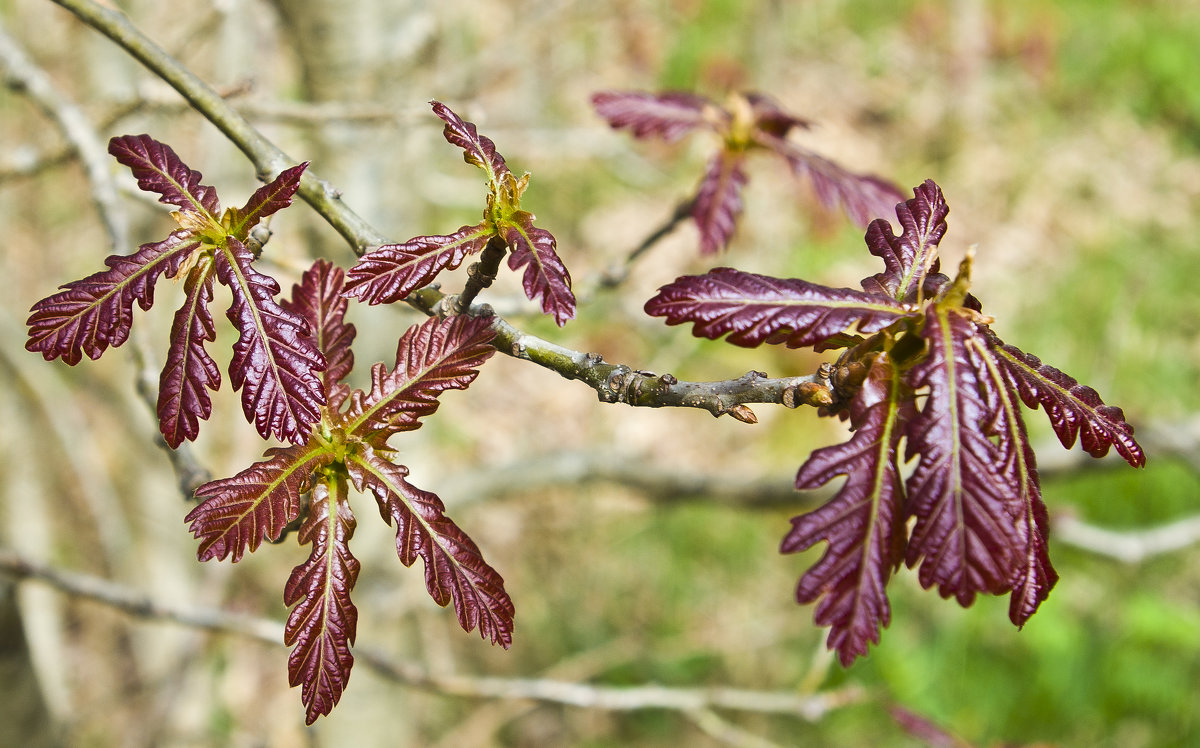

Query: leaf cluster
<box><xmin>25</xmin><ymin>135</ymin><xmax>324</xmax><ymax>448</ymax></box>
<box><xmin>186</xmin><ymin>261</ymin><xmax>513</xmax><ymax>723</ymax></box>
<box><xmin>344</xmin><ymin>102</ymin><xmax>576</xmax><ymax>325</ymax></box>
<box><xmin>593</xmin><ymin>90</ymin><xmax>904</xmax><ymax>254</ymax></box>
<box><xmin>645</xmin><ymin>179</ymin><xmax>1145</xmax><ymax>665</ymax></box>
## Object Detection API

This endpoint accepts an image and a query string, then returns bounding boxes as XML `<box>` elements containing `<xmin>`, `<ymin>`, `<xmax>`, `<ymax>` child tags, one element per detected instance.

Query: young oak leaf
<box><xmin>281</xmin><ymin>259</ymin><xmax>357</xmax><ymax>388</ymax></box>
<box><xmin>860</xmin><ymin>179</ymin><xmax>949</xmax><ymax>303</ymax></box>
<box><xmin>966</xmin><ymin>330</ymin><xmax>1058</xmax><ymax>625</ymax></box>
<box><xmin>432</xmin><ymin>100</ymin><xmax>511</xmax><ymax>193</ymax></box>
<box><xmin>26</xmin><ymin>230</ymin><xmax>199</xmax><ymax>365</ymax></box>
<box><xmin>593</xmin><ymin>89</ymin><xmax>903</xmax><ymax>253</ymax></box>
<box><xmin>347</xmin><ymin>451</ymin><xmax>515</xmax><ymax>647</ymax></box>
<box><xmin>227</xmin><ymin>162</ymin><xmax>310</xmax><ymax>240</ymax></box>
<box><xmin>158</xmin><ymin>260</ymin><xmax>221</xmax><ymax>448</ymax></box>
<box><xmin>216</xmin><ymin>237</ymin><xmax>327</xmax><ymax>444</ymax></box>
<box><xmin>187</xmin><ymin>444</ymin><xmax>334</xmax><ymax>563</ymax></box>
<box><xmin>343</xmin><ymin>103</ymin><xmax>576</xmax><ymax>325</ymax></box>
<box><xmin>644</xmin><ymin>267</ymin><xmax>911</xmax><ymax>349</ymax></box>
<box><xmin>692</xmin><ymin>150</ymin><xmax>749</xmax><ymax>256</ymax></box>
<box><xmin>590</xmin><ymin>90</ymin><xmax>715</xmax><ymax>142</ymax></box>
<box><xmin>783</xmin><ymin>356</ymin><xmax>910</xmax><ymax>666</ymax></box>
<box><xmin>108</xmin><ymin>133</ymin><xmax>220</xmax><ymax>215</ymax></box>
<box><xmin>284</xmin><ymin>474</ymin><xmax>361</xmax><ymax>725</ymax></box>
<box><xmin>344</xmin><ymin>314</ymin><xmax>498</xmax><ymax>444</ymax></box>
<box><xmin>503</xmin><ymin>211</ymin><xmax>575</xmax><ymax>326</ymax></box>
<box><xmin>903</xmin><ymin>306</ymin><xmax>1025</xmax><ymax>605</ymax></box>
<box><xmin>987</xmin><ymin>334</ymin><xmax>1145</xmax><ymax>467</ymax></box>
<box><xmin>343</xmin><ymin>223</ymin><xmax>493</xmax><ymax>306</ymax></box>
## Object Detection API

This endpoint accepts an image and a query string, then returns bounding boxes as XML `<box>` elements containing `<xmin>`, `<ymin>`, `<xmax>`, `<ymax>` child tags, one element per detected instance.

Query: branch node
<box><xmin>726</xmin><ymin>404</ymin><xmax>759</xmax><ymax>424</ymax></box>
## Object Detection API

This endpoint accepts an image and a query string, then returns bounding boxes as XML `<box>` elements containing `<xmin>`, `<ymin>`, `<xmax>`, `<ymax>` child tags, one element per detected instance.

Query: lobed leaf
<box><xmin>431</xmin><ymin>101</ymin><xmax>510</xmax><ymax>191</ymax></box>
<box><xmin>690</xmin><ymin>150</ymin><xmax>749</xmax><ymax>255</ymax></box>
<box><xmin>644</xmin><ymin>267</ymin><xmax>911</xmax><ymax>349</ymax></box>
<box><xmin>903</xmin><ymin>307</ymin><xmax>1025</xmax><ymax>605</ymax></box>
<box><xmin>503</xmin><ymin>211</ymin><xmax>576</xmax><ymax>326</ymax></box>
<box><xmin>26</xmin><ymin>231</ymin><xmax>200</xmax><ymax>365</ymax></box>
<box><xmin>343</xmin><ymin>223</ymin><xmax>492</xmax><ymax>306</ymax></box>
<box><xmin>157</xmin><ymin>260</ymin><xmax>221</xmax><ymax>448</ymax></box>
<box><xmin>216</xmin><ymin>237</ymin><xmax>327</xmax><ymax>444</ymax></box>
<box><xmin>860</xmin><ymin>179</ymin><xmax>948</xmax><ymax>303</ymax></box>
<box><xmin>282</xmin><ymin>259</ymin><xmax>357</xmax><ymax>389</ymax></box>
<box><xmin>108</xmin><ymin>134</ymin><xmax>220</xmax><ymax>215</ymax></box>
<box><xmin>284</xmin><ymin>475</ymin><xmax>361</xmax><ymax>724</ymax></box>
<box><xmin>744</xmin><ymin>92</ymin><xmax>811</xmax><ymax>139</ymax></box>
<box><xmin>784</xmin><ymin>357</ymin><xmax>910</xmax><ymax>666</ymax></box>
<box><xmin>228</xmin><ymin>162</ymin><xmax>309</xmax><ymax>239</ymax></box>
<box><xmin>967</xmin><ymin>332</ymin><xmax>1058</xmax><ymax>625</ymax></box>
<box><xmin>347</xmin><ymin>451</ymin><xmax>514</xmax><ymax>647</ymax></box>
<box><xmin>757</xmin><ymin>132</ymin><xmax>903</xmax><ymax>228</ymax></box>
<box><xmin>343</xmin><ymin>315</ymin><xmax>496</xmax><ymax>444</ymax></box>
<box><xmin>186</xmin><ymin>445</ymin><xmax>333</xmax><ymax>563</ymax></box>
<box><xmin>591</xmin><ymin>90</ymin><xmax>714</xmax><ymax>142</ymax></box>
<box><xmin>987</xmin><ymin>332</ymin><xmax>1145</xmax><ymax>467</ymax></box>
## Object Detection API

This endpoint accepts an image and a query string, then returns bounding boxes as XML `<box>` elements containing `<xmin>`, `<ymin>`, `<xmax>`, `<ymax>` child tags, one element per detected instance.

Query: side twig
<box><xmin>50</xmin><ymin>0</ymin><xmax>824</xmax><ymax>420</ymax></box>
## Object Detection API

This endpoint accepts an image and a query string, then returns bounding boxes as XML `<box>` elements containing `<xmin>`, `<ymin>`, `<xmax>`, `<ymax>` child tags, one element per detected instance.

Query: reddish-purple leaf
<box><xmin>988</xmin><ymin>332</ymin><xmax>1145</xmax><ymax>467</ymax></box>
<box><xmin>186</xmin><ymin>444</ymin><xmax>333</xmax><ymax>563</ymax></box>
<box><xmin>344</xmin><ymin>315</ymin><xmax>496</xmax><ymax>444</ymax></box>
<box><xmin>228</xmin><ymin>162</ymin><xmax>309</xmax><ymax>239</ymax></box>
<box><xmin>343</xmin><ymin>223</ymin><xmax>492</xmax><ymax>306</ymax></box>
<box><xmin>431</xmin><ymin>101</ymin><xmax>510</xmax><ymax>189</ymax></box>
<box><xmin>691</xmin><ymin>150</ymin><xmax>748</xmax><ymax>255</ymax></box>
<box><xmin>644</xmin><ymin>267</ymin><xmax>911</xmax><ymax>349</ymax></box>
<box><xmin>284</xmin><ymin>474</ymin><xmax>361</xmax><ymax>724</ymax></box>
<box><xmin>745</xmin><ymin>92</ymin><xmax>811</xmax><ymax>139</ymax></box>
<box><xmin>26</xmin><ymin>231</ymin><xmax>200</xmax><ymax>364</ymax></box>
<box><xmin>158</xmin><ymin>261</ymin><xmax>221</xmax><ymax>448</ymax></box>
<box><xmin>784</xmin><ymin>357</ymin><xmax>910</xmax><ymax>666</ymax></box>
<box><xmin>861</xmin><ymin>180</ymin><xmax>948</xmax><ymax>303</ymax></box>
<box><xmin>756</xmin><ymin>131</ymin><xmax>903</xmax><ymax>228</ymax></box>
<box><xmin>591</xmin><ymin>90</ymin><xmax>714</xmax><ymax>142</ymax></box>
<box><xmin>966</xmin><ymin>331</ymin><xmax>1058</xmax><ymax>625</ymax></box>
<box><xmin>347</xmin><ymin>451</ymin><xmax>514</xmax><ymax>647</ymax></box>
<box><xmin>215</xmin><ymin>237</ymin><xmax>327</xmax><ymax>444</ymax></box>
<box><xmin>503</xmin><ymin>211</ymin><xmax>576</xmax><ymax>326</ymax></box>
<box><xmin>282</xmin><ymin>259</ymin><xmax>357</xmax><ymax>388</ymax></box>
<box><xmin>904</xmin><ymin>307</ymin><xmax>1025</xmax><ymax>605</ymax></box>
<box><xmin>108</xmin><ymin>134</ymin><xmax>220</xmax><ymax>215</ymax></box>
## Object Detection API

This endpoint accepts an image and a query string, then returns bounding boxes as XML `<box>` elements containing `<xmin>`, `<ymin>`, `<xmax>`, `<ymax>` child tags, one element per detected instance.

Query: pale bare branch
<box><xmin>0</xmin><ymin>548</ymin><xmax>862</xmax><ymax>720</ymax></box>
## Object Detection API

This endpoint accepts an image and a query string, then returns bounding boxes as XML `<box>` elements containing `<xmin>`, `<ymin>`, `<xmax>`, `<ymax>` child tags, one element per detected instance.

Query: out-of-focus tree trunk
<box><xmin>0</xmin><ymin>584</ymin><xmax>58</xmax><ymax>748</ymax></box>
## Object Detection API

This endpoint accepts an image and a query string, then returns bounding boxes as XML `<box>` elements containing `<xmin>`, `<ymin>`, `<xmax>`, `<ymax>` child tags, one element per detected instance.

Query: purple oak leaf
<box><xmin>108</xmin><ymin>133</ymin><xmax>221</xmax><ymax>215</ymax></box>
<box><xmin>26</xmin><ymin>231</ymin><xmax>200</xmax><ymax>364</ymax></box>
<box><xmin>904</xmin><ymin>307</ymin><xmax>1025</xmax><ymax>605</ymax></box>
<box><xmin>216</xmin><ymin>237</ymin><xmax>326</xmax><ymax>444</ymax></box>
<box><xmin>591</xmin><ymin>90</ymin><xmax>715</xmax><ymax>142</ymax></box>
<box><xmin>645</xmin><ymin>267</ymin><xmax>911</xmax><ymax>349</ymax></box>
<box><xmin>344</xmin><ymin>315</ymin><xmax>496</xmax><ymax>445</ymax></box>
<box><xmin>284</xmin><ymin>475</ymin><xmax>361</xmax><ymax>724</ymax></box>
<box><xmin>691</xmin><ymin>150</ymin><xmax>749</xmax><ymax>255</ymax></box>
<box><xmin>343</xmin><ymin>223</ymin><xmax>492</xmax><ymax>305</ymax></box>
<box><xmin>157</xmin><ymin>261</ymin><xmax>221</xmax><ymax>448</ymax></box>
<box><xmin>784</xmin><ymin>357</ymin><xmax>910</xmax><ymax>665</ymax></box>
<box><xmin>503</xmin><ymin>211</ymin><xmax>576</xmax><ymax>326</ymax></box>
<box><xmin>187</xmin><ymin>444</ymin><xmax>334</xmax><ymax>563</ymax></box>
<box><xmin>281</xmin><ymin>259</ymin><xmax>357</xmax><ymax>389</ymax></box>
<box><xmin>347</xmin><ymin>451</ymin><xmax>514</xmax><ymax>647</ymax></box>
